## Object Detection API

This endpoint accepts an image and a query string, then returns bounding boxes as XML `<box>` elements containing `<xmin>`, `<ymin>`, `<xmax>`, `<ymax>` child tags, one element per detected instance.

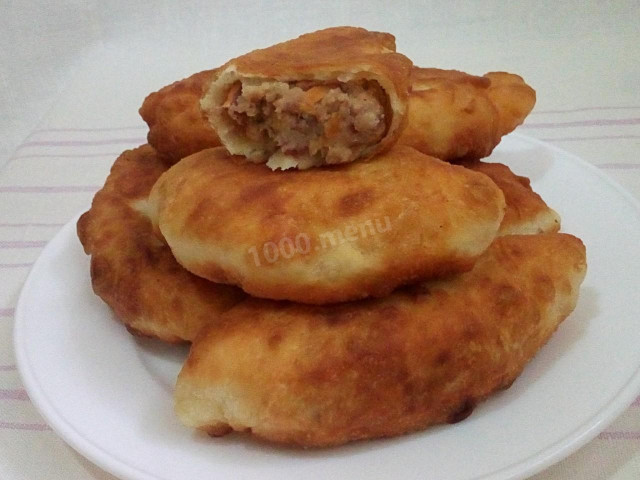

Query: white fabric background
<box><xmin>1</xmin><ymin>1</ymin><xmax>639</xmax><ymax>479</ymax></box>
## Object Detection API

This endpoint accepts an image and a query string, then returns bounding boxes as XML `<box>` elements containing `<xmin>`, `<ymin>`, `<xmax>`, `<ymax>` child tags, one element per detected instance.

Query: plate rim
<box><xmin>13</xmin><ymin>215</ymin><xmax>165</xmax><ymax>480</ymax></box>
<box><xmin>13</xmin><ymin>134</ymin><xmax>640</xmax><ymax>480</ymax></box>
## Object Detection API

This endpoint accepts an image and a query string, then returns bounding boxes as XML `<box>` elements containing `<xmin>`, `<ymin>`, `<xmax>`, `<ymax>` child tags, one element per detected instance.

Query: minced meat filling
<box><xmin>224</xmin><ymin>80</ymin><xmax>387</xmax><ymax>164</ymax></box>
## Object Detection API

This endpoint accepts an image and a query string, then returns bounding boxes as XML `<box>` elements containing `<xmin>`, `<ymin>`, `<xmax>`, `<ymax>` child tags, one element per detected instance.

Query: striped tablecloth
<box><xmin>2</xmin><ymin>3</ymin><xmax>640</xmax><ymax>478</ymax></box>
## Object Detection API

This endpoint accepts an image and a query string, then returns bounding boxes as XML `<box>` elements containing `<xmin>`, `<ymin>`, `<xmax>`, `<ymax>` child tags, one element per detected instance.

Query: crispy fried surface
<box><xmin>484</xmin><ymin>72</ymin><xmax>538</xmax><ymax>137</ymax></box>
<box><xmin>399</xmin><ymin>68</ymin><xmax>536</xmax><ymax>160</ymax></box>
<box><xmin>175</xmin><ymin>234</ymin><xmax>587</xmax><ymax>447</ymax></box>
<box><xmin>201</xmin><ymin>27</ymin><xmax>412</xmax><ymax>168</ymax></box>
<box><xmin>139</xmin><ymin>67</ymin><xmax>534</xmax><ymax>164</ymax></box>
<box><xmin>149</xmin><ymin>145</ymin><xmax>506</xmax><ymax>304</ymax></box>
<box><xmin>77</xmin><ymin>145</ymin><xmax>244</xmax><ymax>343</ymax></box>
<box><xmin>464</xmin><ymin>160</ymin><xmax>561</xmax><ymax>235</ymax></box>
<box><xmin>222</xmin><ymin>26</ymin><xmax>401</xmax><ymax>77</ymax></box>
<box><xmin>139</xmin><ymin>70</ymin><xmax>222</xmax><ymax>162</ymax></box>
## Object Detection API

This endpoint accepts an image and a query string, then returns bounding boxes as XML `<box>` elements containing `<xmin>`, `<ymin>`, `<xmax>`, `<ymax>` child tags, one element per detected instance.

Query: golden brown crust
<box><xmin>175</xmin><ymin>234</ymin><xmax>587</xmax><ymax>447</ymax></box>
<box><xmin>398</xmin><ymin>68</ymin><xmax>536</xmax><ymax>160</ymax></box>
<box><xmin>463</xmin><ymin>160</ymin><xmax>561</xmax><ymax>235</ymax></box>
<box><xmin>484</xmin><ymin>71</ymin><xmax>538</xmax><ymax>137</ymax></box>
<box><xmin>149</xmin><ymin>145</ymin><xmax>506</xmax><ymax>304</ymax></box>
<box><xmin>77</xmin><ymin>145</ymin><xmax>245</xmax><ymax>343</ymax></box>
<box><xmin>138</xmin><ymin>67</ymin><xmax>534</xmax><ymax>164</ymax></box>
<box><xmin>222</xmin><ymin>27</ymin><xmax>401</xmax><ymax>78</ymax></box>
<box><xmin>139</xmin><ymin>70</ymin><xmax>222</xmax><ymax>162</ymax></box>
<box><xmin>201</xmin><ymin>27</ymin><xmax>413</xmax><ymax>167</ymax></box>
<box><xmin>137</xmin><ymin>71</ymin><xmax>551</xmax><ymax>236</ymax></box>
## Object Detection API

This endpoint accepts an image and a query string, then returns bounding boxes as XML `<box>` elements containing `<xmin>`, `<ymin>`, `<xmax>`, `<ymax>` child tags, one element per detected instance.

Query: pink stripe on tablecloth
<box><xmin>540</xmin><ymin>134</ymin><xmax>640</xmax><ymax>142</ymax></box>
<box><xmin>0</xmin><ymin>389</ymin><xmax>29</xmax><ymax>401</ymax></box>
<box><xmin>598</xmin><ymin>431</ymin><xmax>640</xmax><ymax>440</ymax></box>
<box><xmin>632</xmin><ymin>396</ymin><xmax>640</xmax><ymax>407</ymax></box>
<box><xmin>0</xmin><ymin>421</ymin><xmax>51</xmax><ymax>431</ymax></box>
<box><xmin>0</xmin><ymin>222</ymin><xmax>64</xmax><ymax>228</ymax></box>
<box><xmin>0</xmin><ymin>364</ymin><xmax>17</xmax><ymax>371</ymax></box>
<box><xmin>18</xmin><ymin>138</ymin><xmax>146</xmax><ymax>148</ymax></box>
<box><xmin>0</xmin><ymin>263</ymin><xmax>33</xmax><ymax>269</ymax></box>
<box><xmin>599</xmin><ymin>163</ymin><xmax>640</xmax><ymax>170</ymax></box>
<box><xmin>0</xmin><ymin>241</ymin><xmax>47</xmax><ymax>249</ymax></box>
<box><xmin>0</xmin><ymin>185</ymin><xmax>98</xmax><ymax>193</ymax></box>
<box><xmin>30</xmin><ymin>126</ymin><xmax>145</xmax><ymax>134</ymax></box>
<box><xmin>523</xmin><ymin>118</ymin><xmax>640</xmax><ymax>128</ymax></box>
<box><xmin>532</xmin><ymin>106</ymin><xmax>640</xmax><ymax>114</ymax></box>
<box><xmin>0</xmin><ymin>308</ymin><xmax>15</xmax><ymax>317</ymax></box>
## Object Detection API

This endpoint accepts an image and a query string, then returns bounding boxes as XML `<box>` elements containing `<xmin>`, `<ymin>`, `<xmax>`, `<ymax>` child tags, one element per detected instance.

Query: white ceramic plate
<box><xmin>14</xmin><ymin>135</ymin><xmax>640</xmax><ymax>480</ymax></box>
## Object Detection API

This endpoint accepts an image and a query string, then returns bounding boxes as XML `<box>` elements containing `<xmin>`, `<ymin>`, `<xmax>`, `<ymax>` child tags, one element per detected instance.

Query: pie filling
<box><xmin>222</xmin><ymin>79</ymin><xmax>388</xmax><ymax>165</ymax></box>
